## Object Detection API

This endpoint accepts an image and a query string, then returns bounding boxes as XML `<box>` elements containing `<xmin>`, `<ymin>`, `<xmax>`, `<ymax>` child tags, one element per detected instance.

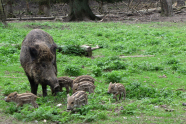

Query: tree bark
<box><xmin>160</xmin><ymin>0</ymin><xmax>173</xmax><ymax>16</ymax></box>
<box><xmin>5</xmin><ymin>0</ymin><xmax>15</xmax><ymax>18</ymax></box>
<box><xmin>0</xmin><ymin>0</ymin><xmax>7</xmax><ymax>25</ymax></box>
<box><xmin>38</xmin><ymin>0</ymin><xmax>50</xmax><ymax>16</ymax></box>
<box><xmin>66</xmin><ymin>0</ymin><xmax>101</xmax><ymax>21</ymax></box>
<box><xmin>177</xmin><ymin>0</ymin><xmax>185</xmax><ymax>6</ymax></box>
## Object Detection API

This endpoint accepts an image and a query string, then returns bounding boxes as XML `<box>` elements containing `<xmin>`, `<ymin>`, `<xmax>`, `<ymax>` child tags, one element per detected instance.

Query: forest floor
<box><xmin>7</xmin><ymin>1</ymin><xmax>186</xmax><ymax>23</ymax></box>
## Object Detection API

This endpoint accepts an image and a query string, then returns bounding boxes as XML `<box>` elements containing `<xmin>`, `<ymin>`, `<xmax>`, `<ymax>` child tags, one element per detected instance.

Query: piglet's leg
<box><xmin>32</xmin><ymin>101</ymin><xmax>39</xmax><ymax>108</ymax></box>
<box><xmin>119</xmin><ymin>93</ymin><xmax>122</xmax><ymax>100</ymax></box>
<box><xmin>65</xmin><ymin>86</ymin><xmax>69</xmax><ymax>94</ymax></box>
<box><xmin>114</xmin><ymin>92</ymin><xmax>119</xmax><ymax>101</ymax></box>
<box><xmin>60</xmin><ymin>85</ymin><xmax>63</xmax><ymax>92</ymax></box>
<box><xmin>123</xmin><ymin>91</ymin><xmax>126</xmax><ymax>100</ymax></box>
<box><xmin>16</xmin><ymin>103</ymin><xmax>23</xmax><ymax>107</ymax></box>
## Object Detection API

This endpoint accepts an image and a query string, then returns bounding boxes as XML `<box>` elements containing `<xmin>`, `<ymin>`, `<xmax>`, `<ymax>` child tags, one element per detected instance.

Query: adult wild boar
<box><xmin>20</xmin><ymin>29</ymin><xmax>59</xmax><ymax>97</ymax></box>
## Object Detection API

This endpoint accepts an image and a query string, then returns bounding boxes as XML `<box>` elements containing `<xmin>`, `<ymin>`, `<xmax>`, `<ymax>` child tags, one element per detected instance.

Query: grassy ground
<box><xmin>0</xmin><ymin>21</ymin><xmax>186</xmax><ymax>123</ymax></box>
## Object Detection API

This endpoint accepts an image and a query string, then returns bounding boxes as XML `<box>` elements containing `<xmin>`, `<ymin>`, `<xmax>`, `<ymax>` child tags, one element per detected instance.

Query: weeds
<box><xmin>64</xmin><ymin>65</ymin><xmax>81</xmax><ymax>76</ymax></box>
<box><xmin>60</xmin><ymin>45</ymin><xmax>85</xmax><ymax>56</ymax></box>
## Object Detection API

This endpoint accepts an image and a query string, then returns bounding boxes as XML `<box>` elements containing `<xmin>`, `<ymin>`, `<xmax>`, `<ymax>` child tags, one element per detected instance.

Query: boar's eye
<box><xmin>9</xmin><ymin>96</ymin><xmax>11</xmax><ymax>98</ymax></box>
<box><xmin>71</xmin><ymin>102</ymin><xmax>74</xmax><ymax>104</ymax></box>
<box><xmin>75</xmin><ymin>89</ymin><xmax>77</xmax><ymax>90</ymax></box>
<box><xmin>111</xmin><ymin>87</ymin><xmax>114</xmax><ymax>89</ymax></box>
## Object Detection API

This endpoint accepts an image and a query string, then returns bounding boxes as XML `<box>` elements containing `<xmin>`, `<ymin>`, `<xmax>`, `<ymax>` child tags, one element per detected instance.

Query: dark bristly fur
<box><xmin>20</xmin><ymin>29</ymin><xmax>59</xmax><ymax>97</ymax></box>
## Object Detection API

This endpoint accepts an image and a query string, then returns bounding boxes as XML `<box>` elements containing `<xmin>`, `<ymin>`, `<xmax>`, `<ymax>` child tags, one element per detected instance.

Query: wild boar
<box><xmin>67</xmin><ymin>91</ymin><xmax>88</xmax><ymax>111</ymax></box>
<box><xmin>73</xmin><ymin>75</ymin><xmax>95</xmax><ymax>85</ymax></box>
<box><xmin>20</xmin><ymin>29</ymin><xmax>59</xmax><ymax>97</ymax></box>
<box><xmin>51</xmin><ymin>76</ymin><xmax>73</xmax><ymax>93</ymax></box>
<box><xmin>107</xmin><ymin>82</ymin><xmax>126</xmax><ymax>101</ymax></box>
<box><xmin>5</xmin><ymin>92</ymin><xmax>39</xmax><ymax>108</ymax></box>
<box><xmin>72</xmin><ymin>81</ymin><xmax>95</xmax><ymax>94</ymax></box>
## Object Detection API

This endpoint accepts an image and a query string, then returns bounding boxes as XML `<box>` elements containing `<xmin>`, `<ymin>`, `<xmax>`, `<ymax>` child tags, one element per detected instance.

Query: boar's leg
<box><xmin>27</xmin><ymin>75</ymin><xmax>38</xmax><ymax>95</ymax></box>
<box><xmin>42</xmin><ymin>85</ymin><xmax>47</xmax><ymax>97</ymax></box>
<box><xmin>30</xmin><ymin>83</ymin><xmax>38</xmax><ymax>95</ymax></box>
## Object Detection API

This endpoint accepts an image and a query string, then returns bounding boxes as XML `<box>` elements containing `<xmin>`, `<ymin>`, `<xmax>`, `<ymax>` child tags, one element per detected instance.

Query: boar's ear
<box><xmin>29</xmin><ymin>46</ymin><xmax>38</xmax><ymax>61</ymax></box>
<box><xmin>109</xmin><ymin>82</ymin><xmax>112</xmax><ymax>86</ymax></box>
<box><xmin>50</xmin><ymin>44</ymin><xmax>57</xmax><ymax>54</ymax></box>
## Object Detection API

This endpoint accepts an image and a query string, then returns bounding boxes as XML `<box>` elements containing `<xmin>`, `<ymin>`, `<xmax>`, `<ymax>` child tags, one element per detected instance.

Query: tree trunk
<box><xmin>98</xmin><ymin>0</ymin><xmax>104</xmax><ymax>14</ymax></box>
<box><xmin>177</xmin><ymin>0</ymin><xmax>185</xmax><ymax>6</ymax></box>
<box><xmin>160</xmin><ymin>0</ymin><xmax>173</xmax><ymax>16</ymax></box>
<box><xmin>66</xmin><ymin>0</ymin><xmax>101</xmax><ymax>21</ymax></box>
<box><xmin>0</xmin><ymin>0</ymin><xmax>7</xmax><ymax>25</ymax></box>
<box><xmin>6</xmin><ymin>0</ymin><xmax>15</xmax><ymax>18</ymax></box>
<box><xmin>38</xmin><ymin>0</ymin><xmax>50</xmax><ymax>16</ymax></box>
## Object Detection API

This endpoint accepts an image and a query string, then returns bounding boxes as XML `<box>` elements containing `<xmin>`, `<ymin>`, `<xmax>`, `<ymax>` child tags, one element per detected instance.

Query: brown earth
<box><xmin>8</xmin><ymin>1</ymin><xmax>186</xmax><ymax>23</ymax></box>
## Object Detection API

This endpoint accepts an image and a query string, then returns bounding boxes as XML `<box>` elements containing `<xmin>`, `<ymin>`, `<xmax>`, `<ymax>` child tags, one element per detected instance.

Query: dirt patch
<box><xmin>25</xmin><ymin>24</ymin><xmax>52</xmax><ymax>29</ymax></box>
<box><xmin>7</xmin><ymin>1</ymin><xmax>186</xmax><ymax>24</ymax></box>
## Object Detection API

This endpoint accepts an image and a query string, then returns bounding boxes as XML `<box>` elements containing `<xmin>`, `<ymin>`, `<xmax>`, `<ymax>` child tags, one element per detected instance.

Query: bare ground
<box><xmin>8</xmin><ymin>1</ymin><xmax>186</xmax><ymax>23</ymax></box>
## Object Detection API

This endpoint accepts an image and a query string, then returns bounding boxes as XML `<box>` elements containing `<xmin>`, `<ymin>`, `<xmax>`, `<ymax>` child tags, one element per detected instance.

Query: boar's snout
<box><xmin>45</xmin><ymin>77</ymin><xmax>60</xmax><ymax>95</ymax></box>
<box><xmin>107</xmin><ymin>91</ymin><xmax>111</xmax><ymax>94</ymax></box>
<box><xmin>53</xmin><ymin>85</ymin><xmax>60</xmax><ymax>95</ymax></box>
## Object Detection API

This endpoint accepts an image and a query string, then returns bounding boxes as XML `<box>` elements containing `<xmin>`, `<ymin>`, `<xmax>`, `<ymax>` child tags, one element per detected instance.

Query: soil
<box><xmin>7</xmin><ymin>1</ymin><xmax>186</xmax><ymax>23</ymax></box>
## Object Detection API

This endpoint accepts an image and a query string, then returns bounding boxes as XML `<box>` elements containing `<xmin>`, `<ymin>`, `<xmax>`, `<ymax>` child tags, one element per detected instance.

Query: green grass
<box><xmin>1</xmin><ymin>21</ymin><xmax>186</xmax><ymax>123</ymax></box>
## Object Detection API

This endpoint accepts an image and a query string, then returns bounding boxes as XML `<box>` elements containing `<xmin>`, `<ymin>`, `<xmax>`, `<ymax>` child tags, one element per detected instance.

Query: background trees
<box><xmin>2</xmin><ymin>0</ymin><xmax>186</xmax><ymax>21</ymax></box>
<box><xmin>0</xmin><ymin>0</ymin><xmax>7</xmax><ymax>25</ymax></box>
<box><xmin>58</xmin><ymin>0</ymin><xmax>123</xmax><ymax>21</ymax></box>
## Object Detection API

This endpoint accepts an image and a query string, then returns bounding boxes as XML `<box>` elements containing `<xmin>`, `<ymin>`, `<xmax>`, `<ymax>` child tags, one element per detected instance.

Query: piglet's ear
<box><xmin>29</xmin><ymin>46</ymin><xmax>38</xmax><ymax>61</ymax></box>
<box><xmin>14</xmin><ymin>92</ymin><xmax>18</xmax><ymax>98</ymax></box>
<box><xmin>50</xmin><ymin>44</ymin><xmax>57</xmax><ymax>54</ymax></box>
<box><xmin>67</xmin><ymin>94</ymin><xmax>70</xmax><ymax>98</ymax></box>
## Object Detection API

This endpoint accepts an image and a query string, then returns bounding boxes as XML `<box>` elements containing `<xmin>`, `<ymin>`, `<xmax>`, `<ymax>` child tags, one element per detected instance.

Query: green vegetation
<box><xmin>1</xmin><ymin>21</ymin><xmax>186</xmax><ymax>123</ymax></box>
